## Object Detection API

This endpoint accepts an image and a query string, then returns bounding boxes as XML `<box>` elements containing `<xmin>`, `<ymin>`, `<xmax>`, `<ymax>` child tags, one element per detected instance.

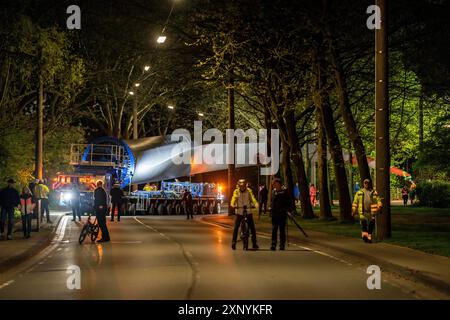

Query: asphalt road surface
<box><xmin>0</xmin><ymin>216</ymin><xmax>416</xmax><ymax>299</ymax></box>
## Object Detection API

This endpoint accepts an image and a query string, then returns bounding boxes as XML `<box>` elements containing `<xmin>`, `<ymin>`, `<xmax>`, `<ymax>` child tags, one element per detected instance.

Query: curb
<box><xmin>0</xmin><ymin>214</ymin><xmax>65</xmax><ymax>274</ymax></box>
<box><xmin>200</xmin><ymin>215</ymin><xmax>450</xmax><ymax>297</ymax></box>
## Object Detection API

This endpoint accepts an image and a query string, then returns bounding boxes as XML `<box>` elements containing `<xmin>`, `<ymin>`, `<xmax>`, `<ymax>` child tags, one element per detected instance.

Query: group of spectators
<box><xmin>0</xmin><ymin>178</ymin><xmax>51</xmax><ymax>240</ymax></box>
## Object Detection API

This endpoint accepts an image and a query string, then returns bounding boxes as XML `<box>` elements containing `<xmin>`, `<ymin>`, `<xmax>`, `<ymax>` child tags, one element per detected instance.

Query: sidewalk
<box><xmin>0</xmin><ymin>212</ymin><xmax>65</xmax><ymax>274</ymax></box>
<box><xmin>201</xmin><ymin>213</ymin><xmax>450</xmax><ymax>298</ymax></box>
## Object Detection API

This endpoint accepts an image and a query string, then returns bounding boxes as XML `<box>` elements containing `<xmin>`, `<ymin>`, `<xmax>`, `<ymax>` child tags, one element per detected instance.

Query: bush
<box><xmin>416</xmin><ymin>181</ymin><xmax>450</xmax><ymax>208</ymax></box>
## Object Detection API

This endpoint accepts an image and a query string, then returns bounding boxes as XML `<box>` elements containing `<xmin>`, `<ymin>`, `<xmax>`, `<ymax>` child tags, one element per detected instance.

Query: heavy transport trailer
<box><xmin>124</xmin><ymin>191</ymin><xmax>222</xmax><ymax>216</ymax></box>
<box><xmin>69</xmin><ymin>136</ymin><xmax>225</xmax><ymax>216</ymax></box>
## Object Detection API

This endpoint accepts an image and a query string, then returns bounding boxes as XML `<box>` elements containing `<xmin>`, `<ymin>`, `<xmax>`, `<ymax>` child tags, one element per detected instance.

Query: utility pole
<box><xmin>227</xmin><ymin>71</ymin><xmax>235</xmax><ymax>215</ymax></box>
<box><xmin>375</xmin><ymin>0</ymin><xmax>391</xmax><ymax>239</ymax></box>
<box><xmin>132</xmin><ymin>92</ymin><xmax>138</xmax><ymax>192</ymax></box>
<box><xmin>36</xmin><ymin>77</ymin><xmax>44</xmax><ymax>181</ymax></box>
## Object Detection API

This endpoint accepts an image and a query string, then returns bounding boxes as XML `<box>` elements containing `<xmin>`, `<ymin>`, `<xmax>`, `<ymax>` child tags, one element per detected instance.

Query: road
<box><xmin>0</xmin><ymin>215</ymin><xmax>416</xmax><ymax>299</ymax></box>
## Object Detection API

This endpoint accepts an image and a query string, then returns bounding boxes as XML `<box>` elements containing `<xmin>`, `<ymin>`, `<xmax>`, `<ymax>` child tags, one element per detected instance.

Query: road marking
<box><xmin>133</xmin><ymin>217</ymin><xmax>199</xmax><ymax>300</ymax></box>
<box><xmin>200</xmin><ymin>218</ymin><xmax>354</xmax><ymax>267</ymax></box>
<box><xmin>53</xmin><ymin>216</ymin><xmax>69</xmax><ymax>242</ymax></box>
<box><xmin>0</xmin><ymin>215</ymin><xmax>70</xmax><ymax>290</ymax></box>
<box><xmin>110</xmin><ymin>241</ymin><xmax>143</xmax><ymax>244</ymax></box>
<box><xmin>0</xmin><ymin>280</ymin><xmax>15</xmax><ymax>290</ymax></box>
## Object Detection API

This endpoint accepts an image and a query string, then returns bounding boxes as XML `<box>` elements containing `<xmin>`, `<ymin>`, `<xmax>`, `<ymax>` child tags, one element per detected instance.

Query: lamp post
<box><xmin>133</xmin><ymin>83</ymin><xmax>140</xmax><ymax>140</ymax></box>
<box><xmin>227</xmin><ymin>71</ymin><xmax>235</xmax><ymax>215</ymax></box>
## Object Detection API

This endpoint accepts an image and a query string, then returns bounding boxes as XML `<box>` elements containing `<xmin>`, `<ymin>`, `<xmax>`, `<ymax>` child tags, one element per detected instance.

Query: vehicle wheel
<box><xmin>213</xmin><ymin>202</ymin><xmax>220</xmax><ymax>214</ymax></box>
<box><xmin>157</xmin><ymin>203</ymin><xmax>166</xmax><ymax>215</ymax></box>
<box><xmin>167</xmin><ymin>203</ymin><xmax>174</xmax><ymax>215</ymax></box>
<box><xmin>78</xmin><ymin>224</ymin><xmax>89</xmax><ymax>244</ymax></box>
<box><xmin>242</xmin><ymin>233</ymin><xmax>249</xmax><ymax>250</ymax></box>
<box><xmin>149</xmin><ymin>203</ymin><xmax>156</xmax><ymax>215</ymax></box>
<box><xmin>90</xmin><ymin>225</ymin><xmax>100</xmax><ymax>242</ymax></box>
<box><xmin>193</xmin><ymin>204</ymin><xmax>199</xmax><ymax>215</ymax></box>
<box><xmin>175</xmin><ymin>204</ymin><xmax>182</xmax><ymax>215</ymax></box>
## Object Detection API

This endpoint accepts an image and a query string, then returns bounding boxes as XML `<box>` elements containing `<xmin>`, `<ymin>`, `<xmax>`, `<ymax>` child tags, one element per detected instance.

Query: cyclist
<box><xmin>230</xmin><ymin>179</ymin><xmax>259</xmax><ymax>250</ymax></box>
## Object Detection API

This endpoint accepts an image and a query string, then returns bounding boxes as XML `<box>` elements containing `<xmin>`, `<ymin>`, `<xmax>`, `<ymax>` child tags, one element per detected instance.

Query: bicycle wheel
<box><xmin>90</xmin><ymin>225</ymin><xmax>100</xmax><ymax>242</ymax></box>
<box><xmin>241</xmin><ymin>223</ymin><xmax>249</xmax><ymax>250</ymax></box>
<box><xmin>78</xmin><ymin>224</ymin><xmax>89</xmax><ymax>244</ymax></box>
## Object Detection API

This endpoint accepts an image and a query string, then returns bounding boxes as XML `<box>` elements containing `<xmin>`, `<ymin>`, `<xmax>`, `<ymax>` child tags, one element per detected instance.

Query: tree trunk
<box><xmin>316</xmin><ymin>107</ymin><xmax>333</xmax><ymax>219</ymax></box>
<box><xmin>281</xmin><ymin>139</ymin><xmax>296</xmax><ymax>211</ymax></box>
<box><xmin>227</xmin><ymin>71</ymin><xmax>235</xmax><ymax>215</ymax></box>
<box><xmin>329</xmin><ymin>46</ymin><xmax>372</xmax><ymax>185</ymax></box>
<box><xmin>418</xmin><ymin>91</ymin><xmax>424</xmax><ymax>151</ymax></box>
<box><xmin>312</xmin><ymin>55</ymin><xmax>352</xmax><ymax>221</ymax></box>
<box><xmin>284</xmin><ymin>110</ymin><xmax>315</xmax><ymax>218</ymax></box>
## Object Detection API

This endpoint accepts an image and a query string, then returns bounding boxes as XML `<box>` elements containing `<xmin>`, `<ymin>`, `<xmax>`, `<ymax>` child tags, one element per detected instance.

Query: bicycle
<box><xmin>78</xmin><ymin>214</ymin><xmax>100</xmax><ymax>244</ymax></box>
<box><xmin>239</xmin><ymin>206</ymin><xmax>250</xmax><ymax>250</ymax></box>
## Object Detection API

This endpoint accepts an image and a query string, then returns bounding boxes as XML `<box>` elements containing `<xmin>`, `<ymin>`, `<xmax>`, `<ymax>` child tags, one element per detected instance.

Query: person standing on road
<box><xmin>35</xmin><ymin>180</ymin><xmax>51</xmax><ymax>223</ymax></box>
<box><xmin>352</xmin><ymin>179</ymin><xmax>382</xmax><ymax>243</ymax></box>
<box><xmin>110</xmin><ymin>182</ymin><xmax>124</xmax><ymax>222</ymax></box>
<box><xmin>258</xmin><ymin>184</ymin><xmax>268</xmax><ymax>216</ymax></box>
<box><xmin>230</xmin><ymin>179</ymin><xmax>259</xmax><ymax>250</ymax></box>
<box><xmin>401</xmin><ymin>185</ymin><xmax>409</xmax><ymax>206</ymax></box>
<box><xmin>19</xmin><ymin>186</ymin><xmax>35</xmax><ymax>238</ymax></box>
<box><xmin>94</xmin><ymin>181</ymin><xmax>110</xmax><ymax>242</ymax></box>
<box><xmin>71</xmin><ymin>184</ymin><xmax>81</xmax><ymax>222</ymax></box>
<box><xmin>182</xmin><ymin>188</ymin><xmax>194</xmax><ymax>219</ymax></box>
<box><xmin>270</xmin><ymin>178</ymin><xmax>293</xmax><ymax>251</ymax></box>
<box><xmin>0</xmin><ymin>179</ymin><xmax>20</xmax><ymax>240</ymax></box>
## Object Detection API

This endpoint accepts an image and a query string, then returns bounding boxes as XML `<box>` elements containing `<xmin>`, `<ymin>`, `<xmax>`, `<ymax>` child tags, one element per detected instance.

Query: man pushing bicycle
<box><xmin>230</xmin><ymin>179</ymin><xmax>259</xmax><ymax>250</ymax></box>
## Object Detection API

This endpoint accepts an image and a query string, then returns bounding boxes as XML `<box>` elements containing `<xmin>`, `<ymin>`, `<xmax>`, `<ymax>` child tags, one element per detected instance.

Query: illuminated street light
<box><xmin>167</xmin><ymin>105</ymin><xmax>174</xmax><ymax>110</ymax></box>
<box><xmin>157</xmin><ymin>35</ymin><xmax>167</xmax><ymax>44</ymax></box>
<box><xmin>198</xmin><ymin>112</ymin><xmax>204</xmax><ymax>117</ymax></box>
<box><xmin>134</xmin><ymin>83</ymin><xmax>141</xmax><ymax>87</ymax></box>
<box><xmin>144</xmin><ymin>65</ymin><xmax>150</xmax><ymax>71</ymax></box>
<box><xmin>129</xmin><ymin>91</ymin><xmax>135</xmax><ymax>95</ymax></box>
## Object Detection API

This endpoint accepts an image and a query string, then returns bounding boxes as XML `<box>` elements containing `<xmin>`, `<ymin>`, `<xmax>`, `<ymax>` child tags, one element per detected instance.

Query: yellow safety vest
<box><xmin>352</xmin><ymin>188</ymin><xmax>382</xmax><ymax>221</ymax></box>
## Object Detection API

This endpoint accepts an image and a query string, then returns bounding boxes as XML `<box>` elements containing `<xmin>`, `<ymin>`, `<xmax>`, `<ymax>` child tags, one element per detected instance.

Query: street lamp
<box><xmin>198</xmin><ymin>112</ymin><xmax>204</xmax><ymax>117</ymax></box>
<box><xmin>129</xmin><ymin>91</ymin><xmax>135</xmax><ymax>95</ymax></box>
<box><xmin>157</xmin><ymin>35</ymin><xmax>167</xmax><ymax>44</ymax></box>
<box><xmin>144</xmin><ymin>65</ymin><xmax>150</xmax><ymax>72</ymax></box>
<box><xmin>167</xmin><ymin>105</ymin><xmax>174</xmax><ymax>110</ymax></box>
<box><xmin>134</xmin><ymin>83</ymin><xmax>141</xmax><ymax>87</ymax></box>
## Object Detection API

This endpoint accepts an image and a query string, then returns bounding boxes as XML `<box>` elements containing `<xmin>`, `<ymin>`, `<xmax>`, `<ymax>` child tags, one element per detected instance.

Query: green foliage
<box><xmin>416</xmin><ymin>181</ymin><xmax>450</xmax><ymax>208</ymax></box>
<box><xmin>415</xmin><ymin>115</ymin><xmax>450</xmax><ymax>180</ymax></box>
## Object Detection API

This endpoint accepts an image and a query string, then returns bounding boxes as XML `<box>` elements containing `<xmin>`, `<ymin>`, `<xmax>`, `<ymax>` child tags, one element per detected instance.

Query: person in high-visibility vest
<box><xmin>352</xmin><ymin>179</ymin><xmax>382</xmax><ymax>243</ymax></box>
<box><xmin>230</xmin><ymin>179</ymin><xmax>259</xmax><ymax>250</ymax></box>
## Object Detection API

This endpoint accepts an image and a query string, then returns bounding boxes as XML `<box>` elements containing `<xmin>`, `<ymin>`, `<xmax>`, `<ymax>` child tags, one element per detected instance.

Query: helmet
<box><xmin>237</xmin><ymin>179</ymin><xmax>247</xmax><ymax>188</ymax></box>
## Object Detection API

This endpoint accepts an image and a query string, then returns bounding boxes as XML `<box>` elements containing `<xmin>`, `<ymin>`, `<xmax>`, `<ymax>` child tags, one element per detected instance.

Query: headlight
<box><xmin>61</xmin><ymin>192</ymin><xmax>73</xmax><ymax>201</ymax></box>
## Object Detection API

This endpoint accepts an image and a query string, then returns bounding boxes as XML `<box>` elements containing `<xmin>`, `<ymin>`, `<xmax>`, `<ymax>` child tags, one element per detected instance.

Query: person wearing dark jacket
<box><xmin>182</xmin><ymin>188</ymin><xmax>194</xmax><ymax>219</ymax></box>
<box><xmin>0</xmin><ymin>179</ymin><xmax>21</xmax><ymax>240</ymax></box>
<box><xmin>109</xmin><ymin>183</ymin><xmax>124</xmax><ymax>222</ymax></box>
<box><xmin>94</xmin><ymin>181</ymin><xmax>110</xmax><ymax>242</ymax></box>
<box><xmin>258</xmin><ymin>184</ymin><xmax>269</xmax><ymax>216</ymax></box>
<box><xmin>19</xmin><ymin>186</ymin><xmax>35</xmax><ymax>238</ymax></box>
<box><xmin>71</xmin><ymin>184</ymin><xmax>81</xmax><ymax>221</ymax></box>
<box><xmin>270</xmin><ymin>178</ymin><xmax>292</xmax><ymax>251</ymax></box>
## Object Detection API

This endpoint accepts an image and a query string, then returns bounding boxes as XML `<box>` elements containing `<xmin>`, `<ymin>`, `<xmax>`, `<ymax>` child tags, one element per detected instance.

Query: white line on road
<box><xmin>0</xmin><ymin>280</ymin><xmax>15</xmax><ymax>290</ymax></box>
<box><xmin>200</xmin><ymin>219</ymin><xmax>354</xmax><ymax>267</ymax></box>
<box><xmin>133</xmin><ymin>217</ymin><xmax>199</xmax><ymax>300</ymax></box>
